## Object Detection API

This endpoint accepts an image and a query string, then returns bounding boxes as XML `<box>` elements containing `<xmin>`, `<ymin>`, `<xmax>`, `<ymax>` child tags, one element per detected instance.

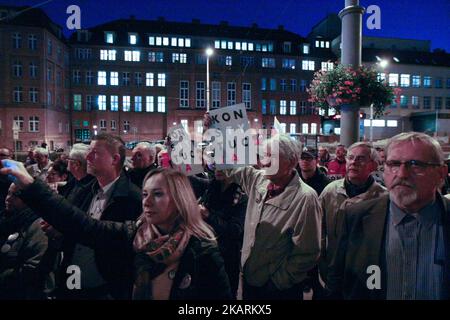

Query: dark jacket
<box><xmin>199</xmin><ymin>180</ymin><xmax>247</xmax><ymax>297</ymax></box>
<box><xmin>297</xmin><ymin>167</ymin><xmax>332</xmax><ymax>196</ymax></box>
<box><xmin>60</xmin><ymin>174</ymin><xmax>96</xmax><ymax>202</ymax></box>
<box><xmin>54</xmin><ymin>173</ymin><xmax>142</xmax><ymax>299</ymax></box>
<box><xmin>18</xmin><ymin>180</ymin><xmax>232</xmax><ymax>300</ymax></box>
<box><xmin>327</xmin><ymin>194</ymin><xmax>450</xmax><ymax>300</ymax></box>
<box><xmin>127</xmin><ymin>163</ymin><xmax>158</xmax><ymax>189</ymax></box>
<box><xmin>134</xmin><ymin>236</ymin><xmax>232</xmax><ymax>300</ymax></box>
<box><xmin>0</xmin><ymin>208</ymin><xmax>51</xmax><ymax>299</ymax></box>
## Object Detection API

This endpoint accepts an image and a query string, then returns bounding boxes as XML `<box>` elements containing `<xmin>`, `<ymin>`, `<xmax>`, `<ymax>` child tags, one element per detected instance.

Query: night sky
<box><xmin>1</xmin><ymin>0</ymin><xmax>449</xmax><ymax>51</ymax></box>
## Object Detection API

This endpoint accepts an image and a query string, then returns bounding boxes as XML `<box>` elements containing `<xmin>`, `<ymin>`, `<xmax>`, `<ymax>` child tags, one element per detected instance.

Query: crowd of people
<box><xmin>0</xmin><ymin>127</ymin><xmax>449</xmax><ymax>300</ymax></box>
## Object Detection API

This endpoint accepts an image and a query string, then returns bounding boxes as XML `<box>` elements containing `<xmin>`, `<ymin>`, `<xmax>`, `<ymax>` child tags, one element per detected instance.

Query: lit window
<box><xmin>135</xmin><ymin>96</ymin><xmax>142</xmax><ymax>112</ymax></box>
<box><xmin>156</xmin><ymin>37</ymin><xmax>162</xmax><ymax>46</ymax></box>
<box><xmin>105</xmin><ymin>32</ymin><xmax>114</xmax><ymax>44</ymax></box>
<box><xmin>123</xmin><ymin>96</ymin><xmax>130</xmax><ymax>112</ymax></box>
<box><xmin>423</xmin><ymin>76</ymin><xmax>432</xmax><ymax>87</ymax></box>
<box><xmin>303</xmin><ymin>44</ymin><xmax>310</xmax><ymax>54</ymax></box>
<box><xmin>111</xmin><ymin>120</ymin><xmax>116</xmax><ymax>130</ymax></box>
<box><xmin>400</xmin><ymin>74</ymin><xmax>410</xmax><ymax>87</ymax></box>
<box><xmin>228</xmin><ymin>41</ymin><xmax>233</xmax><ymax>50</ymax></box>
<box><xmin>280</xmin><ymin>123</ymin><xmax>286</xmax><ymax>133</ymax></box>
<box><xmin>157</xmin><ymin>96</ymin><xmax>166</xmax><ymax>112</ymax></box>
<box><xmin>302</xmin><ymin>123</ymin><xmax>309</xmax><ymax>134</ymax></box>
<box><xmin>146</xmin><ymin>96</ymin><xmax>154</xmax><ymax>112</ymax></box>
<box><xmin>149</xmin><ymin>36</ymin><xmax>155</xmax><ymax>45</ymax></box>
<box><xmin>146</xmin><ymin>73</ymin><xmax>154</xmax><ymax>86</ymax></box>
<box><xmin>98</xmin><ymin>95</ymin><xmax>106</xmax><ymax>111</ymax></box>
<box><xmin>235</xmin><ymin>42</ymin><xmax>241</xmax><ymax>50</ymax></box>
<box><xmin>412</xmin><ymin>75</ymin><xmax>421</xmax><ymax>87</ymax></box>
<box><xmin>171</xmin><ymin>37</ymin><xmax>177</xmax><ymax>47</ymax></box>
<box><xmin>110</xmin><ymin>72</ymin><xmax>118</xmax><ymax>86</ymax></box>
<box><xmin>73</xmin><ymin>94</ymin><xmax>82</xmax><ymax>111</ymax></box>
<box><xmin>315</xmin><ymin>40</ymin><xmax>320</xmax><ymax>47</ymax></box>
<box><xmin>163</xmin><ymin>37</ymin><xmax>169</xmax><ymax>46</ymax></box>
<box><xmin>124</xmin><ymin>51</ymin><xmax>132</xmax><ymax>61</ymax></box>
<box><xmin>180</xmin><ymin>81</ymin><xmax>189</xmax><ymax>108</ymax></box>
<box><xmin>387</xmin><ymin>120</ymin><xmax>398</xmax><ymax>127</ymax></box>
<box><xmin>290</xmin><ymin>124</ymin><xmax>296</xmax><ymax>134</ymax></box>
<box><xmin>215</xmin><ymin>40</ymin><xmax>220</xmax><ymax>49</ymax></box>
<box><xmin>311</xmin><ymin>123</ymin><xmax>317</xmax><ymax>134</ymax></box>
<box><xmin>226</xmin><ymin>56</ymin><xmax>232</xmax><ymax>66</ymax></box>
<box><xmin>388</xmin><ymin>73</ymin><xmax>399</xmax><ymax>86</ymax></box>
<box><xmin>111</xmin><ymin>95</ymin><xmax>118</xmax><ymax>111</ymax></box>
<box><xmin>132</xmin><ymin>51</ymin><xmax>140</xmax><ymax>61</ymax></box>
<box><xmin>158</xmin><ymin>73</ymin><xmax>166</xmax><ymax>87</ymax></box>
<box><xmin>290</xmin><ymin>101</ymin><xmax>296</xmax><ymax>115</ymax></box>
<box><xmin>178</xmin><ymin>38</ymin><xmax>184</xmax><ymax>47</ymax></box>
<box><xmin>325</xmin><ymin>41</ymin><xmax>330</xmax><ymax>48</ymax></box>
<box><xmin>97</xmin><ymin>71</ymin><xmax>107</xmax><ymax>85</ymax></box>
<box><xmin>280</xmin><ymin>100</ymin><xmax>287</xmax><ymax>115</ymax></box>
<box><xmin>100</xmin><ymin>50</ymin><xmax>108</xmax><ymax>60</ymax></box>
<box><xmin>185</xmin><ymin>38</ymin><xmax>191</xmax><ymax>47</ymax></box>
<box><xmin>248</xmin><ymin>43</ymin><xmax>254</xmax><ymax>51</ymax></box>
<box><xmin>302</xmin><ymin>60</ymin><xmax>315</xmax><ymax>71</ymax></box>
<box><xmin>129</xmin><ymin>34</ymin><xmax>137</xmax><ymax>45</ymax></box>
<box><xmin>242</xmin><ymin>42</ymin><xmax>248</xmax><ymax>51</ymax></box>
<box><xmin>242</xmin><ymin>83</ymin><xmax>251</xmax><ymax>109</ymax></box>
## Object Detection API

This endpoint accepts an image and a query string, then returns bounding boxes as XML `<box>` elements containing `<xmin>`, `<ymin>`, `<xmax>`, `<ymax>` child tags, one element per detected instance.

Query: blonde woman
<box><xmin>1</xmin><ymin>162</ymin><xmax>232</xmax><ymax>300</ymax></box>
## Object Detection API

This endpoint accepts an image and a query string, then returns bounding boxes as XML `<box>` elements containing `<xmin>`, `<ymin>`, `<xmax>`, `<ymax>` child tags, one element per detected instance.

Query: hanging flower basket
<box><xmin>308</xmin><ymin>64</ymin><xmax>400</xmax><ymax>118</ymax></box>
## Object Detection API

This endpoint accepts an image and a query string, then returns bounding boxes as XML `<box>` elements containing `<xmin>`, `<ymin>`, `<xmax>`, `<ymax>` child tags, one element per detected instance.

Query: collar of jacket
<box><xmin>0</xmin><ymin>207</ymin><xmax>38</xmax><ymax>237</ymax></box>
<box><xmin>91</xmin><ymin>172</ymin><xmax>131</xmax><ymax>199</ymax></box>
<box><xmin>257</xmin><ymin>170</ymin><xmax>303</xmax><ymax>210</ymax></box>
<box><xmin>335</xmin><ymin>178</ymin><xmax>384</xmax><ymax>199</ymax></box>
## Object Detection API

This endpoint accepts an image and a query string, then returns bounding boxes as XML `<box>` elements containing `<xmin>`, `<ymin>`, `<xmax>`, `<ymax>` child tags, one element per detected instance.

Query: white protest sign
<box><xmin>167</xmin><ymin>124</ymin><xmax>204</xmax><ymax>176</ymax></box>
<box><xmin>209</xmin><ymin>103</ymin><xmax>256</xmax><ymax>168</ymax></box>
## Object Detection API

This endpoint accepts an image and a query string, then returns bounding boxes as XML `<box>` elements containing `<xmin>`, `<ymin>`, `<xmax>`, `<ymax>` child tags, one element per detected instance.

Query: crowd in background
<box><xmin>0</xmin><ymin>126</ymin><xmax>449</xmax><ymax>300</ymax></box>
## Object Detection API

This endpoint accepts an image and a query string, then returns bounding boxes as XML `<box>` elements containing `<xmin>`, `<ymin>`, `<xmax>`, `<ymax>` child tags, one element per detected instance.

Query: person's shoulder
<box><xmin>345</xmin><ymin>194</ymin><xmax>389</xmax><ymax>217</ymax></box>
<box><xmin>320</xmin><ymin>179</ymin><xmax>344</xmax><ymax>196</ymax></box>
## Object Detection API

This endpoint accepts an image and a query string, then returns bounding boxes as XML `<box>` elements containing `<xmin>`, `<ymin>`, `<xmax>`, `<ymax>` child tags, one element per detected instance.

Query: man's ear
<box><xmin>111</xmin><ymin>153</ymin><xmax>121</xmax><ymax>167</ymax></box>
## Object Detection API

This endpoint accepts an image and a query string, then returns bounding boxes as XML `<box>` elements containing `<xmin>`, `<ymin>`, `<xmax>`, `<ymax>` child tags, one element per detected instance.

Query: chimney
<box><xmin>278</xmin><ymin>25</ymin><xmax>284</xmax><ymax>31</ymax></box>
<box><xmin>220</xmin><ymin>20</ymin><xmax>228</xmax><ymax>27</ymax></box>
<box><xmin>157</xmin><ymin>16</ymin><xmax>165</xmax><ymax>22</ymax></box>
<box><xmin>251</xmin><ymin>23</ymin><xmax>258</xmax><ymax>28</ymax></box>
<box><xmin>192</xmin><ymin>18</ymin><xmax>200</xmax><ymax>24</ymax></box>
<box><xmin>130</xmin><ymin>15</ymin><xmax>135</xmax><ymax>20</ymax></box>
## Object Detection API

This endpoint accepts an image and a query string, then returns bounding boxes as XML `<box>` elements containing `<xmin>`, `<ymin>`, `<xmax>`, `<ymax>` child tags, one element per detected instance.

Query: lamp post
<box><xmin>370</xmin><ymin>59</ymin><xmax>388</xmax><ymax>142</ymax></box>
<box><xmin>205</xmin><ymin>48</ymin><xmax>214</xmax><ymax>112</ymax></box>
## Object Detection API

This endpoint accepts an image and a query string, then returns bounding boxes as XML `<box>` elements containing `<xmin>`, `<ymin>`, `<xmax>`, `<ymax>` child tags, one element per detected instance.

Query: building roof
<box><xmin>69</xmin><ymin>17</ymin><xmax>307</xmax><ymax>45</ymax></box>
<box><xmin>363</xmin><ymin>47</ymin><xmax>450</xmax><ymax>67</ymax></box>
<box><xmin>0</xmin><ymin>5</ymin><xmax>66</xmax><ymax>41</ymax></box>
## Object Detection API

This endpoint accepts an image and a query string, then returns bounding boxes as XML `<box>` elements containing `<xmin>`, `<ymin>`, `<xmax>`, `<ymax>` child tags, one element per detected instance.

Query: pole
<box><xmin>206</xmin><ymin>55</ymin><xmax>210</xmax><ymax>112</ymax></box>
<box><xmin>369</xmin><ymin>103</ymin><xmax>373</xmax><ymax>142</ymax></box>
<box><xmin>339</xmin><ymin>0</ymin><xmax>365</xmax><ymax>147</ymax></box>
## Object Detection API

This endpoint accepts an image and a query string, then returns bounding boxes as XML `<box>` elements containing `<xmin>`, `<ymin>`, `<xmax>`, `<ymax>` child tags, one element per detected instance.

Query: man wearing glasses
<box><xmin>319</xmin><ymin>142</ymin><xmax>386</xmax><ymax>285</ymax></box>
<box><xmin>328</xmin><ymin>132</ymin><xmax>449</xmax><ymax>299</ymax></box>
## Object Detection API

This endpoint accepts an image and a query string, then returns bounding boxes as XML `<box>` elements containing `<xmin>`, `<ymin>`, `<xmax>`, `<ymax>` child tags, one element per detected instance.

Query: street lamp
<box><xmin>93</xmin><ymin>125</ymin><xmax>98</xmax><ymax>136</ymax></box>
<box><xmin>205</xmin><ymin>48</ymin><xmax>214</xmax><ymax>112</ymax></box>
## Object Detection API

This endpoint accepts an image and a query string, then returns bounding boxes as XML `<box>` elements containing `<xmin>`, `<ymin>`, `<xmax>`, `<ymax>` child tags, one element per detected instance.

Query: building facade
<box><xmin>0</xmin><ymin>6</ymin><xmax>71</xmax><ymax>152</ymax></box>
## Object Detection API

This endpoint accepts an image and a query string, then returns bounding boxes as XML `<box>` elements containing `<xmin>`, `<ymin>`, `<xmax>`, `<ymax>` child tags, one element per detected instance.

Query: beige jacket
<box><xmin>226</xmin><ymin>167</ymin><xmax>321</xmax><ymax>290</ymax></box>
<box><xmin>319</xmin><ymin>178</ymin><xmax>387</xmax><ymax>277</ymax></box>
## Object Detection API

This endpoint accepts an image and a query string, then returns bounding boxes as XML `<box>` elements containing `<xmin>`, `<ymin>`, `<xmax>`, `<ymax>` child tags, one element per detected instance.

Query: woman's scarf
<box><xmin>133</xmin><ymin>219</ymin><xmax>189</xmax><ymax>265</ymax></box>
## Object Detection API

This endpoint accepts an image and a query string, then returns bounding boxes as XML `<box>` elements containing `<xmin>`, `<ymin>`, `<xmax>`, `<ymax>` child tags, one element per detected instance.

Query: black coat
<box><xmin>50</xmin><ymin>173</ymin><xmax>141</xmax><ymax>299</ymax></box>
<box><xmin>18</xmin><ymin>180</ymin><xmax>232</xmax><ymax>300</ymax></box>
<box><xmin>127</xmin><ymin>163</ymin><xmax>158</xmax><ymax>189</ymax></box>
<box><xmin>327</xmin><ymin>194</ymin><xmax>450</xmax><ymax>300</ymax></box>
<box><xmin>199</xmin><ymin>180</ymin><xmax>246</xmax><ymax>297</ymax></box>
<box><xmin>0</xmin><ymin>208</ymin><xmax>50</xmax><ymax>299</ymax></box>
<box><xmin>296</xmin><ymin>167</ymin><xmax>331</xmax><ymax>196</ymax></box>
<box><xmin>134</xmin><ymin>236</ymin><xmax>232</xmax><ymax>300</ymax></box>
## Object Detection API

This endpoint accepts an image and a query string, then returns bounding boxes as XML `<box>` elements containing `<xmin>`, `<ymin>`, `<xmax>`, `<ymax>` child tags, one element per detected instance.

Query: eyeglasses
<box><xmin>346</xmin><ymin>155</ymin><xmax>369</xmax><ymax>164</ymax></box>
<box><xmin>385</xmin><ymin>160</ymin><xmax>442</xmax><ymax>174</ymax></box>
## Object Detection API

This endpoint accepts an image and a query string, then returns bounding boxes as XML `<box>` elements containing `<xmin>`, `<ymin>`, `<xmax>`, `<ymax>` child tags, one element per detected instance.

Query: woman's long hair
<box><xmin>142</xmin><ymin>168</ymin><xmax>216</xmax><ymax>242</ymax></box>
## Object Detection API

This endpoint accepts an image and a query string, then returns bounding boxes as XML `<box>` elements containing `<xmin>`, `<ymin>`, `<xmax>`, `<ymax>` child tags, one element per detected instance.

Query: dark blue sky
<box><xmin>2</xmin><ymin>0</ymin><xmax>449</xmax><ymax>51</ymax></box>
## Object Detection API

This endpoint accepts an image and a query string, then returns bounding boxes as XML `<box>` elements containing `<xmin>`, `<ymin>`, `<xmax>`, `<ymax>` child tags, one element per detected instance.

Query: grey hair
<box><xmin>135</xmin><ymin>142</ymin><xmax>156</xmax><ymax>158</ymax></box>
<box><xmin>348</xmin><ymin>142</ymin><xmax>379</xmax><ymax>164</ymax></box>
<box><xmin>69</xmin><ymin>143</ymin><xmax>89</xmax><ymax>169</ymax></box>
<box><xmin>264</xmin><ymin>134</ymin><xmax>302</xmax><ymax>163</ymax></box>
<box><xmin>34</xmin><ymin>147</ymin><xmax>49</xmax><ymax>157</ymax></box>
<box><xmin>385</xmin><ymin>132</ymin><xmax>444</xmax><ymax>164</ymax></box>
